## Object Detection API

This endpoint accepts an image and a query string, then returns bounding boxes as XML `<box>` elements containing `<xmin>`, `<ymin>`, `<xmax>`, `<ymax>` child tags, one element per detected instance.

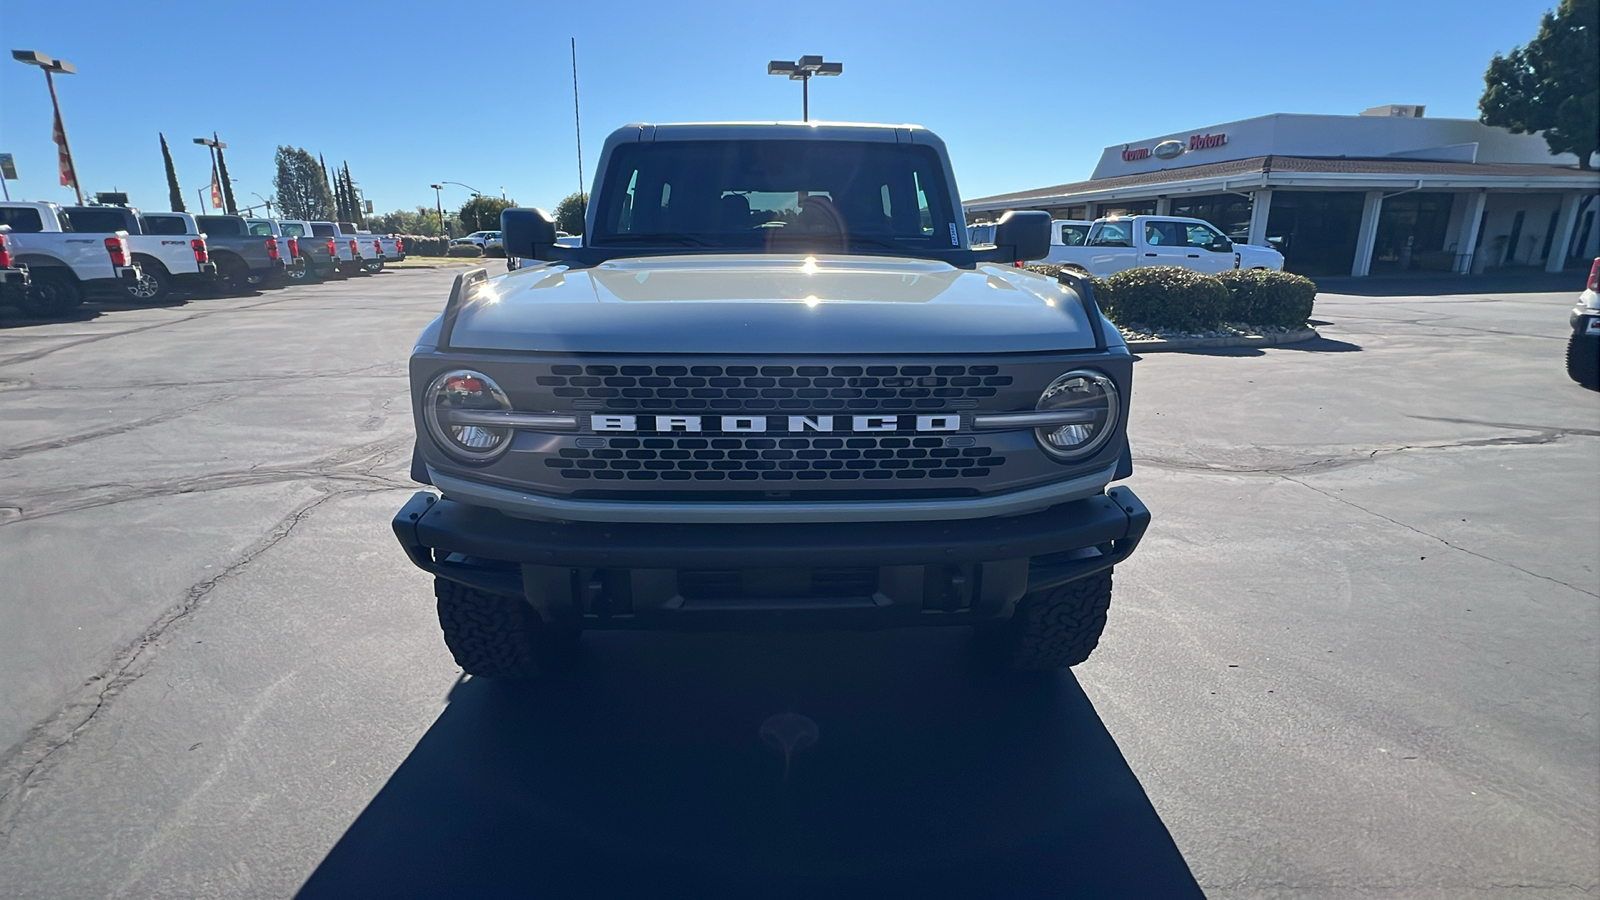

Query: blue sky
<box><xmin>0</xmin><ymin>0</ymin><xmax>1561</xmax><ymax>218</ymax></box>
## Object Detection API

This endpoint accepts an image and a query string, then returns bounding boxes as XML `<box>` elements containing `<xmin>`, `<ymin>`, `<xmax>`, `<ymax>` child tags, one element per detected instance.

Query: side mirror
<box><xmin>1211</xmin><ymin>237</ymin><xmax>1233</xmax><ymax>253</ymax></box>
<box><xmin>501</xmin><ymin>207</ymin><xmax>559</xmax><ymax>260</ymax></box>
<box><xmin>977</xmin><ymin>209</ymin><xmax>1051</xmax><ymax>263</ymax></box>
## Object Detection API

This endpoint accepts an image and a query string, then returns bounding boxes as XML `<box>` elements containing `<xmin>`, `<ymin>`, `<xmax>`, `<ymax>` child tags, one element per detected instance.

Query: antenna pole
<box><xmin>571</xmin><ymin>38</ymin><xmax>585</xmax><ymax>202</ymax></box>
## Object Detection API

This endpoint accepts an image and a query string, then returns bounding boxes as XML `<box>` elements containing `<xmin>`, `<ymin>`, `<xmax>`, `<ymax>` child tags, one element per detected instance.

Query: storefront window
<box><xmin>1170</xmin><ymin>194</ymin><xmax>1254</xmax><ymax>242</ymax></box>
<box><xmin>1371</xmin><ymin>192</ymin><xmax>1455</xmax><ymax>272</ymax></box>
<box><xmin>1264</xmin><ymin>191</ymin><xmax>1365</xmax><ymax>276</ymax></box>
<box><xmin>1100</xmin><ymin>200</ymin><xmax>1157</xmax><ymax>218</ymax></box>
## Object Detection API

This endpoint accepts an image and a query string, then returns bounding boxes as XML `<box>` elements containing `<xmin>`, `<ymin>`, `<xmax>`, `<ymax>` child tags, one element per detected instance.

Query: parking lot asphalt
<box><xmin>0</xmin><ymin>268</ymin><xmax>1594</xmax><ymax>898</ymax></box>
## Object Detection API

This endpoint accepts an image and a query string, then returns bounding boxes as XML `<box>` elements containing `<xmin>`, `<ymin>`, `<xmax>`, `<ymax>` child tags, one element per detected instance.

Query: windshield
<box><xmin>591</xmin><ymin>140</ymin><xmax>959</xmax><ymax>255</ymax></box>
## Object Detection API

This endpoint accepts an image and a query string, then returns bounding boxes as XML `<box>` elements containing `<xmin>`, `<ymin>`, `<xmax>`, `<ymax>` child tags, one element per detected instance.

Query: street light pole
<box><xmin>767</xmin><ymin>56</ymin><xmax>842</xmax><ymax>122</ymax></box>
<box><xmin>193</xmin><ymin>136</ymin><xmax>227</xmax><ymax>210</ymax></box>
<box><xmin>430</xmin><ymin>184</ymin><xmax>445</xmax><ymax>236</ymax></box>
<box><xmin>12</xmin><ymin>50</ymin><xmax>84</xmax><ymax>204</ymax></box>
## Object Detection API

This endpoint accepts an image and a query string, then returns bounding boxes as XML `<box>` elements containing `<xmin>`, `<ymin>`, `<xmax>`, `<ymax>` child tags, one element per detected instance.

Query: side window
<box><xmin>1145</xmin><ymin>221</ymin><xmax>1182</xmax><ymax>247</ymax></box>
<box><xmin>1060</xmin><ymin>224</ymin><xmax>1087</xmax><ymax>246</ymax></box>
<box><xmin>1089</xmin><ymin>222</ymin><xmax>1132</xmax><ymax>247</ymax></box>
<box><xmin>0</xmin><ymin>207</ymin><xmax>45</xmax><ymax>232</ymax></box>
<box><xmin>1184</xmin><ymin>222</ymin><xmax>1225</xmax><ymax>249</ymax></box>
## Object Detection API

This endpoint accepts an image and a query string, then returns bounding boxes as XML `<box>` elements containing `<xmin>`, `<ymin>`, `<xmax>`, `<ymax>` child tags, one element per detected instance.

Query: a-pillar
<box><xmin>1452</xmin><ymin>191</ymin><xmax>1487</xmax><ymax>274</ymax></box>
<box><xmin>1247</xmin><ymin>189</ymin><xmax>1272</xmax><ymax>247</ymax></box>
<box><xmin>1351</xmin><ymin>190</ymin><xmax>1384</xmax><ymax>277</ymax></box>
<box><xmin>1546</xmin><ymin>191</ymin><xmax>1585</xmax><ymax>272</ymax></box>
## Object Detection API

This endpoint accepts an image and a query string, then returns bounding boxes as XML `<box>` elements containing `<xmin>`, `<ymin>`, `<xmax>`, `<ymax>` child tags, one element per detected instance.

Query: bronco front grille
<box><xmin>544</xmin><ymin>434</ymin><xmax>1006</xmax><ymax>482</ymax></box>
<box><xmin>535</xmin><ymin>364</ymin><xmax>1014</xmax><ymax>412</ymax></box>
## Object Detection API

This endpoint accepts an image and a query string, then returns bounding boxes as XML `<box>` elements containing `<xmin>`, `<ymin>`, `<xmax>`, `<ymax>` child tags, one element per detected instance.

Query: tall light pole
<box><xmin>430</xmin><ymin>184</ymin><xmax>446</xmax><ymax>236</ymax></box>
<box><xmin>767</xmin><ymin>56</ymin><xmax>842</xmax><ymax>122</ymax></box>
<box><xmin>193</xmin><ymin>136</ymin><xmax>226</xmax><ymax>210</ymax></box>
<box><xmin>12</xmin><ymin>49</ymin><xmax>83</xmax><ymax>204</ymax></box>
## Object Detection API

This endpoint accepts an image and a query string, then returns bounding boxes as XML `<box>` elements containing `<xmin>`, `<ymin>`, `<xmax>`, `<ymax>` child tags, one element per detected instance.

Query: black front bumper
<box><xmin>392</xmin><ymin>487</ymin><xmax>1150</xmax><ymax>630</ymax></box>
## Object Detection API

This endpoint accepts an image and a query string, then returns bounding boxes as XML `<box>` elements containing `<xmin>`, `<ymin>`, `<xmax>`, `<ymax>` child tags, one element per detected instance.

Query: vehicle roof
<box><xmin>618</xmin><ymin>121</ymin><xmax>931</xmax><ymax>143</ymax></box>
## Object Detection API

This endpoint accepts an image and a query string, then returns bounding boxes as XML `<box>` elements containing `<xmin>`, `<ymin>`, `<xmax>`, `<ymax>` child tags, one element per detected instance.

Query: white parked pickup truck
<box><xmin>1052</xmin><ymin>215</ymin><xmax>1283</xmax><ymax>276</ymax></box>
<box><xmin>0</xmin><ymin>201</ymin><xmax>141</xmax><ymax>314</ymax></box>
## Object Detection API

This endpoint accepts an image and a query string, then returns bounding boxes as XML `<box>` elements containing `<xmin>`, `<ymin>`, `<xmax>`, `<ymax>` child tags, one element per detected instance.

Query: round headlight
<box><xmin>424</xmin><ymin>369</ymin><xmax>513</xmax><ymax>462</ymax></box>
<box><xmin>1035</xmin><ymin>369</ymin><xmax>1119</xmax><ymax>461</ymax></box>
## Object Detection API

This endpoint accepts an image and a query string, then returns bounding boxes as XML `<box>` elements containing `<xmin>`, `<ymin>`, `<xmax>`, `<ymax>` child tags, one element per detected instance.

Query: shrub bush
<box><xmin>1216</xmin><ymin>269</ymin><xmax>1317</xmax><ymax>329</ymax></box>
<box><xmin>398</xmin><ymin>235</ymin><xmax>451</xmax><ymax>256</ymax></box>
<box><xmin>446</xmin><ymin>244</ymin><xmax>483</xmax><ymax>258</ymax></box>
<box><xmin>1101</xmin><ymin>266</ymin><xmax>1229</xmax><ymax>332</ymax></box>
<box><xmin>483</xmin><ymin>244</ymin><xmax>507</xmax><ymax>258</ymax></box>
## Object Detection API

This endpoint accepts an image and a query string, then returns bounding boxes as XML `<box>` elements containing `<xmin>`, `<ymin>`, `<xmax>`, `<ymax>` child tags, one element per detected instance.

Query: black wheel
<box><xmin>126</xmin><ymin>259</ymin><xmax>171</xmax><ymax>302</ymax></box>
<box><xmin>284</xmin><ymin>263</ymin><xmax>313</xmax><ymax>284</ymax></box>
<box><xmin>977</xmin><ymin>570</ymin><xmax>1114</xmax><ymax>671</ymax></box>
<box><xmin>213</xmin><ymin>255</ymin><xmax>251</xmax><ymax>295</ymax></box>
<box><xmin>1567</xmin><ymin>329</ymin><xmax>1599</xmax><ymax>389</ymax></box>
<box><xmin>23</xmin><ymin>269</ymin><xmax>84</xmax><ymax>316</ymax></box>
<box><xmin>434</xmin><ymin>577</ymin><xmax>579</xmax><ymax>678</ymax></box>
<box><xmin>362</xmin><ymin>259</ymin><xmax>384</xmax><ymax>273</ymax></box>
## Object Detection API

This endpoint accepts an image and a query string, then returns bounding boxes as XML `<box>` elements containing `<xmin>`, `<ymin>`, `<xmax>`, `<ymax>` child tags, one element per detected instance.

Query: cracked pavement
<box><xmin>0</xmin><ymin>271</ymin><xmax>1595</xmax><ymax>898</ymax></box>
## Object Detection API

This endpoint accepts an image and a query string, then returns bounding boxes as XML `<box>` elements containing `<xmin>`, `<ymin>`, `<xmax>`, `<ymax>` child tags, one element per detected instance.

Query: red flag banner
<box><xmin>51</xmin><ymin>108</ymin><xmax>76</xmax><ymax>189</ymax></box>
<box><xmin>210</xmin><ymin>163</ymin><xmax>223</xmax><ymax>209</ymax></box>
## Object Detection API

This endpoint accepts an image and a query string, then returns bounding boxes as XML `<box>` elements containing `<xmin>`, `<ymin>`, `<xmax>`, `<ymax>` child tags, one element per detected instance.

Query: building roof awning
<box><xmin>964</xmin><ymin>155</ymin><xmax>1600</xmax><ymax>211</ymax></box>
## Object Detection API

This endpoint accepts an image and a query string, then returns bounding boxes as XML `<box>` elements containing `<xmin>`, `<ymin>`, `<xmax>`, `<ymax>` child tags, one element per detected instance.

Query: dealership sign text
<box><xmin>1122</xmin><ymin>132</ymin><xmax>1229</xmax><ymax>162</ymax></box>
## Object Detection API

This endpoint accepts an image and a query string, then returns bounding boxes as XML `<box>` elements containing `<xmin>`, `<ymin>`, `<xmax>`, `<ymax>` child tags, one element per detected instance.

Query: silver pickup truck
<box><xmin>392</xmin><ymin>121</ymin><xmax>1149</xmax><ymax>679</ymax></box>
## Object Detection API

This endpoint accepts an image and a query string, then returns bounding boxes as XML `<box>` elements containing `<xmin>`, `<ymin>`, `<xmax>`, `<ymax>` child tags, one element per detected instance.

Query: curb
<box><xmin>1126</xmin><ymin>326</ymin><xmax>1320</xmax><ymax>353</ymax></box>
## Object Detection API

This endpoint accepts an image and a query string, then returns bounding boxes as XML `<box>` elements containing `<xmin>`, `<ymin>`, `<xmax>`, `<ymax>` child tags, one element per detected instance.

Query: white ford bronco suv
<box><xmin>392</xmin><ymin>122</ymin><xmax>1150</xmax><ymax>677</ymax></box>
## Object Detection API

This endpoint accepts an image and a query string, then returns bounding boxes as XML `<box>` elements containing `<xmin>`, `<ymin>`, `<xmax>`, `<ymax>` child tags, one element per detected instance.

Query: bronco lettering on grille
<box><xmin>591</xmin><ymin>414</ymin><xmax>962</xmax><ymax>433</ymax></box>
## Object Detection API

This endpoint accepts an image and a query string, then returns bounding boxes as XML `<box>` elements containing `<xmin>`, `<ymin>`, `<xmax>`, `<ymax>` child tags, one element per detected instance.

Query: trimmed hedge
<box><xmin>446</xmin><ymin>244</ymin><xmax>484</xmax><ymax>258</ymax></box>
<box><xmin>398</xmin><ymin>235</ymin><xmax>451</xmax><ymax>256</ymax></box>
<box><xmin>1216</xmin><ymin>269</ymin><xmax>1317</xmax><ymax>328</ymax></box>
<box><xmin>1102</xmin><ymin>266</ymin><xmax>1229</xmax><ymax>332</ymax></box>
<box><xmin>484</xmin><ymin>244</ymin><xmax>507</xmax><ymax>258</ymax></box>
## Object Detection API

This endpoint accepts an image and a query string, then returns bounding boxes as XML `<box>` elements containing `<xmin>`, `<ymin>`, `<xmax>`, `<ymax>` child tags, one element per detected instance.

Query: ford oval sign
<box><xmin>1153</xmin><ymin>140</ymin><xmax>1186</xmax><ymax>160</ymax></box>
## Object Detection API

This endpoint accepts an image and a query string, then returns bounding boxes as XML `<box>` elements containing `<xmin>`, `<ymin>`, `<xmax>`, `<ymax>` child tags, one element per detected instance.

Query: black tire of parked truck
<box><xmin>362</xmin><ymin>259</ymin><xmax>385</xmax><ymax>274</ymax></box>
<box><xmin>23</xmin><ymin>269</ymin><xmax>84</xmax><ymax>316</ymax></box>
<box><xmin>213</xmin><ymin>255</ymin><xmax>252</xmax><ymax>295</ymax></box>
<box><xmin>1566</xmin><ymin>329</ymin><xmax>1599</xmax><ymax>389</ymax></box>
<box><xmin>977</xmin><ymin>569</ymin><xmax>1114</xmax><ymax>671</ymax></box>
<box><xmin>434</xmin><ymin>577</ymin><xmax>580</xmax><ymax>678</ymax></box>
<box><xmin>126</xmin><ymin>258</ymin><xmax>171</xmax><ymax>303</ymax></box>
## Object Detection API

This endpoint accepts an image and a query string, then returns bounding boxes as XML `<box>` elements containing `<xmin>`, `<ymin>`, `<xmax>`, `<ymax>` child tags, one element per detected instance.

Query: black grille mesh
<box><xmin>544</xmin><ymin>435</ymin><xmax>1006</xmax><ymax>482</ymax></box>
<box><xmin>535</xmin><ymin>364</ymin><xmax>1013</xmax><ymax>412</ymax></box>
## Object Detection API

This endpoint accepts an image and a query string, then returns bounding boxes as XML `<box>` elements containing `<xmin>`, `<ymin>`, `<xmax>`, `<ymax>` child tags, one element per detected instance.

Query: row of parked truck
<box><xmin>0</xmin><ymin>201</ymin><xmax>405</xmax><ymax>316</ymax></box>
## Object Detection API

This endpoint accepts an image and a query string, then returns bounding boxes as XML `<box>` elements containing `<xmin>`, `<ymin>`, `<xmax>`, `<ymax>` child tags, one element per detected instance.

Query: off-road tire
<box><xmin>23</xmin><ymin>269</ymin><xmax>84</xmax><ymax>316</ymax></box>
<box><xmin>1567</xmin><ymin>329</ymin><xmax>1599</xmax><ymax>389</ymax></box>
<box><xmin>127</xmin><ymin>259</ymin><xmax>171</xmax><ymax>302</ymax></box>
<box><xmin>979</xmin><ymin>570</ymin><xmax>1114</xmax><ymax>671</ymax></box>
<box><xmin>434</xmin><ymin>577</ymin><xmax>579</xmax><ymax>678</ymax></box>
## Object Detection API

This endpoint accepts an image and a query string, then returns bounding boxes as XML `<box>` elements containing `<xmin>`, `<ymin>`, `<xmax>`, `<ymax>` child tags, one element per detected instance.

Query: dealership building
<box><xmin>964</xmin><ymin>106</ymin><xmax>1600</xmax><ymax>277</ymax></box>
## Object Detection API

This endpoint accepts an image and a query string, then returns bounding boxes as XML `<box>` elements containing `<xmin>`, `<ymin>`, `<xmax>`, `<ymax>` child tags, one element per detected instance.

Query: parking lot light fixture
<box><xmin>767</xmin><ymin>55</ymin><xmax>842</xmax><ymax>122</ymax></box>
<box><xmin>12</xmin><ymin>49</ymin><xmax>84</xmax><ymax>204</ymax></box>
<box><xmin>192</xmin><ymin>136</ymin><xmax>228</xmax><ymax>210</ymax></box>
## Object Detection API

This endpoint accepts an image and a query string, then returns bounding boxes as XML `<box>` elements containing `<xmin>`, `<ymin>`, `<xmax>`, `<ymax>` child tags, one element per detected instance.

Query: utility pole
<box><xmin>430</xmin><ymin>184</ymin><xmax>445</xmax><ymax>236</ymax></box>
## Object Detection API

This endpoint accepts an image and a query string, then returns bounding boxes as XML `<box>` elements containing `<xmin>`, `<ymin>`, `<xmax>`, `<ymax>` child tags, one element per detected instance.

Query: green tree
<box><xmin>1480</xmin><ymin>0</ymin><xmax>1599</xmax><ymax>168</ymax></box>
<box><xmin>159</xmin><ymin>133</ymin><xmax>185</xmax><ymax>212</ymax></box>
<box><xmin>342</xmin><ymin>162</ymin><xmax>365</xmax><ymax>227</ymax></box>
<box><xmin>554</xmin><ymin>192</ymin><xmax>587</xmax><ymax>235</ymax></box>
<box><xmin>367</xmin><ymin>206</ymin><xmax>448</xmax><ymax>236</ymax></box>
<box><xmin>214</xmin><ymin>133</ymin><xmax>239</xmax><ymax>214</ymax></box>
<box><xmin>457</xmin><ymin>195</ymin><xmax>515</xmax><ymax>232</ymax></box>
<box><xmin>272</xmin><ymin>146</ymin><xmax>334</xmax><ymax>220</ymax></box>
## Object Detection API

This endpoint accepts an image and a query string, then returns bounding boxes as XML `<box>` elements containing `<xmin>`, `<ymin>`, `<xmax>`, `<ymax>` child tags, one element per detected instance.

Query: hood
<box><xmin>441</xmin><ymin>255</ymin><xmax>1098</xmax><ymax>355</ymax></box>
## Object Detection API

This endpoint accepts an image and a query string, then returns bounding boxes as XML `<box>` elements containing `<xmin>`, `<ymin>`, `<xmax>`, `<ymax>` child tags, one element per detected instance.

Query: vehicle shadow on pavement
<box><xmin>1170</xmin><ymin>336</ymin><xmax>1363</xmax><ymax>357</ymax></box>
<box><xmin>296</xmin><ymin>628</ymin><xmax>1204</xmax><ymax>899</ymax></box>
